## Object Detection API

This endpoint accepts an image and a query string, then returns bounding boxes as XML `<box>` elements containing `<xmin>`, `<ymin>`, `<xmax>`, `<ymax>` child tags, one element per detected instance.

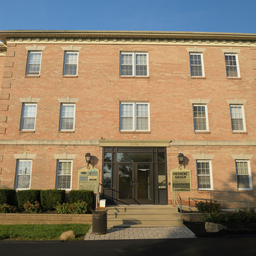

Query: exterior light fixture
<box><xmin>85</xmin><ymin>153</ymin><xmax>91</xmax><ymax>169</ymax></box>
<box><xmin>178</xmin><ymin>153</ymin><xmax>184</xmax><ymax>165</ymax></box>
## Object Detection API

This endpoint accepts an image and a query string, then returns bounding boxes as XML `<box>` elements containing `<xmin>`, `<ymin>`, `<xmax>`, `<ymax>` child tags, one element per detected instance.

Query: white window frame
<box><xmin>230</xmin><ymin>105</ymin><xmax>246</xmax><ymax>132</ymax></box>
<box><xmin>26</xmin><ymin>51</ymin><xmax>42</xmax><ymax>76</ymax></box>
<box><xmin>189</xmin><ymin>53</ymin><xmax>204</xmax><ymax>77</ymax></box>
<box><xmin>20</xmin><ymin>103</ymin><xmax>37</xmax><ymax>131</ymax></box>
<box><xmin>120</xmin><ymin>52</ymin><xmax>149</xmax><ymax>77</ymax></box>
<box><xmin>196</xmin><ymin>160</ymin><xmax>213</xmax><ymax>190</ymax></box>
<box><xmin>119</xmin><ymin>102</ymin><xmax>150</xmax><ymax>131</ymax></box>
<box><xmin>59</xmin><ymin>103</ymin><xmax>76</xmax><ymax>131</ymax></box>
<box><xmin>235</xmin><ymin>160</ymin><xmax>252</xmax><ymax>190</ymax></box>
<box><xmin>15</xmin><ymin>160</ymin><xmax>32</xmax><ymax>190</ymax></box>
<box><xmin>192</xmin><ymin>104</ymin><xmax>209</xmax><ymax>132</ymax></box>
<box><xmin>63</xmin><ymin>51</ymin><xmax>79</xmax><ymax>76</ymax></box>
<box><xmin>56</xmin><ymin>160</ymin><xmax>73</xmax><ymax>190</ymax></box>
<box><xmin>225</xmin><ymin>53</ymin><xmax>240</xmax><ymax>78</ymax></box>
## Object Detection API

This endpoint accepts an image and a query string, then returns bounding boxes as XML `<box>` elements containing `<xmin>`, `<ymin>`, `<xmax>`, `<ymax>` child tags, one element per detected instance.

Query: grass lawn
<box><xmin>0</xmin><ymin>224</ymin><xmax>91</xmax><ymax>241</ymax></box>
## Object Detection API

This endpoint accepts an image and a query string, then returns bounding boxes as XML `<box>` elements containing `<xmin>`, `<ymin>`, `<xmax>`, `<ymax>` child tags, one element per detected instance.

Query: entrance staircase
<box><xmin>106</xmin><ymin>205</ymin><xmax>183</xmax><ymax>228</ymax></box>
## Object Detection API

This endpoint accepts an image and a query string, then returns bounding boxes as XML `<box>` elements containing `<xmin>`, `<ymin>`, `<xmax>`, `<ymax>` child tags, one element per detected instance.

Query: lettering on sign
<box><xmin>77</xmin><ymin>166</ymin><xmax>100</xmax><ymax>192</ymax></box>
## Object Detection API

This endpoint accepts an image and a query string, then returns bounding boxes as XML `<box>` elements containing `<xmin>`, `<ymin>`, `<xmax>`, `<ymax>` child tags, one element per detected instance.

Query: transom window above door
<box><xmin>120</xmin><ymin>102</ymin><xmax>150</xmax><ymax>131</ymax></box>
<box><xmin>120</xmin><ymin>52</ymin><xmax>148</xmax><ymax>76</ymax></box>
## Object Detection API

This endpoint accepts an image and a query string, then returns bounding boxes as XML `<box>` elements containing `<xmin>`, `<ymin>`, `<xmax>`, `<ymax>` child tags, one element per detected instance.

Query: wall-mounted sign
<box><xmin>77</xmin><ymin>166</ymin><xmax>99</xmax><ymax>192</ymax></box>
<box><xmin>170</xmin><ymin>166</ymin><xmax>191</xmax><ymax>192</ymax></box>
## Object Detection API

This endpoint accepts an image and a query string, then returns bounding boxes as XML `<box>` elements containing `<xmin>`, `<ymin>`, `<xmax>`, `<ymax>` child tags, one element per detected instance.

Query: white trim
<box><xmin>56</xmin><ymin>160</ymin><xmax>73</xmax><ymax>190</ymax></box>
<box><xmin>231</xmin><ymin>154</ymin><xmax>253</xmax><ymax>160</ymax></box>
<box><xmin>192</xmin><ymin>104</ymin><xmax>209</xmax><ymax>132</ymax></box>
<box><xmin>226</xmin><ymin>99</ymin><xmax>247</xmax><ymax>105</ymax></box>
<box><xmin>61</xmin><ymin>45</ymin><xmax>82</xmax><ymax>51</ymax></box>
<box><xmin>120</xmin><ymin>52</ymin><xmax>149</xmax><ymax>77</ymax></box>
<box><xmin>59</xmin><ymin>103</ymin><xmax>76</xmax><ymax>131</ymax></box>
<box><xmin>221</xmin><ymin>48</ymin><xmax>241</xmax><ymax>53</ymax></box>
<box><xmin>192</xmin><ymin>154</ymin><xmax>215</xmax><ymax>160</ymax></box>
<box><xmin>15</xmin><ymin>160</ymin><xmax>33</xmax><ymax>190</ymax></box>
<box><xmin>189</xmin><ymin>52</ymin><xmax>205</xmax><ymax>77</ymax></box>
<box><xmin>25</xmin><ymin>45</ymin><xmax>46</xmax><ymax>51</ymax></box>
<box><xmin>189</xmin><ymin>98</ymin><xmax>210</xmax><ymax>104</ymax></box>
<box><xmin>186</xmin><ymin>47</ymin><xmax>205</xmax><ymax>52</ymax></box>
<box><xmin>53</xmin><ymin>153</ymin><xmax>77</xmax><ymax>160</ymax></box>
<box><xmin>119</xmin><ymin>102</ymin><xmax>150</xmax><ymax>131</ymax></box>
<box><xmin>196</xmin><ymin>160</ymin><xmax>213</xmax><ymax>190</ymax></box>
<box><xmin>20</xmin><ymin>103</ymin><xmax>37</xmax><ymax>131</ymax></box>
<box><xmin>63</xmin><ymin>51</ymin><xmax>79</xmax><ymax>76</ymax></box>
<box><xmin>229</xmin><ymin>105</ymin><xmax>246</xmax><ymax>132</ymax></box>
<box><xmin>224</xmin><ymin>53</ymin><xmax>240</xmax><ymax>78</ymax></box>
<box><xmin>19</xmin><ymin>97</ymin><xmax>41</xmax><ymax>103</ymax></box>
<box><xmin>26</xmin><ymin>51</ymin><xmax>42</xmax><ymax>76</ymax></box>
<box><xmin>57</xmin><ymin>97</ymin><xmax>79</xmax><ymax>103</ymax></box>
<box><xmin>235</xmin><ymin>160</ymin><xmax>253</xmax><ymax>190</ymax></box>
<box><xmin>13</xmin><ymin>153</ymin><xmax>36</xmax><ymax>159</ymax></box>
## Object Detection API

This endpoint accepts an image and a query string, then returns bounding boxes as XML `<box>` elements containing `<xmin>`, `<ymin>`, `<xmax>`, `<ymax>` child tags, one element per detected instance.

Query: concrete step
<box><xmin>105</xmin><ymin>205</ymin><xmax>183</xmax><ymax>228</ymax></box>
<box><xmin>107</xmin><ymin>218</ymin><xmax>183</xmax><ymax>228</ymax></box>
<box><xmin>108</xmin><ymin>212</ymin><xmax>181</xmax><ymax>219</ymax></box>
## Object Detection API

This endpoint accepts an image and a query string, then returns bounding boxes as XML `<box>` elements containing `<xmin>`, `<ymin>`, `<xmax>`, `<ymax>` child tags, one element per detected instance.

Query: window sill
<box><xmin>194</xmin><ymin>131</ymin><xmax>211</xmax><ymax>134</ymax></box>
<box><xmin>119</xmin><ymin>131</ymin><xmax>151</xmax><ymax>134</ymax></box>
<box><xmin>197</xmin><ymin>189</ymin><xmax>212</xmax><ymax>191</ymax></box>
<box><xmin>232</xmin><ymin>131</ymin><xmax>247</xmax><ymax>134</ymax></box>
<box><xmin>227</xmin><ymin>77</ymin><xmax>242</xmax><ymax>80</ymax></box>
<box><xmin>20</xmin><ymin>130</ymin><xmax>35</xmax><ymax>133</ymax></box>
<box><xmin>25</xmin><ymin>75</ymin><xmax>40</xmax><ymax>78</ymax></box>
<box><xmin>63</xmin><ymin>76</ymin><xmax>78</xmax><ymax>78</ymax></box>
<box><xmin>59</xmin><ymin>131</ymin><xmax>75</xmax><ymax>133</ymax></box>
<box><xmin>120</xmin><ymin>76</ymin><xmax>150</xmax><ymax>79</ymax></box>
<box><xmin>190</xmin><ymin>77</ymin><xmax>206</xmax><ymax>79</ymax></box>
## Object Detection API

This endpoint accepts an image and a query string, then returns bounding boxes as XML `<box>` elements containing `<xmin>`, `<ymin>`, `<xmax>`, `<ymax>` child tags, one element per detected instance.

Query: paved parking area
<box><xmin>84</xmin><ymin>226</ymin><xmax>196</xmax><ymax>240</ymax></box>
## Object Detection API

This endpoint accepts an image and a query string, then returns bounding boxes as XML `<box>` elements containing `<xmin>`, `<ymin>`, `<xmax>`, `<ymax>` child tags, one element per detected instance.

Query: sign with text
<box><xmin>77</xmin><ymin>166</ymin><xmax>99</xmax><ymax>192</ymax></box>
<box><xmin>170</xmin><ymin>166</ymin><xmax>191</xmax><ymax>192</ymax></box>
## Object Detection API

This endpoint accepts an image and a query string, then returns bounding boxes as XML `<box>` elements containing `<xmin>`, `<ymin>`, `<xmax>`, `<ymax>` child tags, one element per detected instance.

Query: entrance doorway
<box><xmin>102</xmin><ymin>147</ymin><xmax>167</xmax><ymax>205</ymax></box>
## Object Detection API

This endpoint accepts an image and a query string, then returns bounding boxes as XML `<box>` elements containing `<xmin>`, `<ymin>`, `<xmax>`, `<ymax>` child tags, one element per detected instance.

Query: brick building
<box><xmin>0</xmin><ymin>30</ymin><xmax>256</xmax><ymax>207</ymax></box>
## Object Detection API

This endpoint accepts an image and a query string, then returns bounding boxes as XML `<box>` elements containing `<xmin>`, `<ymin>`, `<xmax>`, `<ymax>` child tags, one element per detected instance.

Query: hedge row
<box><xmin>0</xmin><ymin>189</ymin><xmax>94</xmax><ymax>211</ymax></box>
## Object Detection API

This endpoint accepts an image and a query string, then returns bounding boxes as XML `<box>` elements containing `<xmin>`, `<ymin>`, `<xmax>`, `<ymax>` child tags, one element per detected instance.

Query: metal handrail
<box><xmin>184</xmin><ymin>189</ymin><xmax>256</xmax><ymax>210</ymax></box>
<box><xmin>173</xmin><ymin>188</ymin><xmax>183</xmax><ymax>222</ymax></box>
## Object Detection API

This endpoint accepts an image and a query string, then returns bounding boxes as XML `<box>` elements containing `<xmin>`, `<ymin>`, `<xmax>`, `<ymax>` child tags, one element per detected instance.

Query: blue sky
<box><xmin>1</xmin><ymin>0</ymin><xmax>256</xmax><ymax>33</ymax></box>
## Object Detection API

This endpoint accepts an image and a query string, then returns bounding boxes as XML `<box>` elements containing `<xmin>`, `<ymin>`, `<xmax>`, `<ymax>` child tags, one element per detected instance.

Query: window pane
<box><xmin>27</xmin><ymin>52</ymin><xmax>41</xmax><ymax>75</ymax></box>
<box><xmin>225</xmin><ymin>55</ymin><xmax>238</xmax><ymax>77</ymax></box>
<box><xmin>60</xmin><ymin>105</ymin><xmax>75</xmax><ymax>130</ymax></box>
<box><xmin>236</xmin><ymin>161</ymin><xmax>250</xmax><ymax>189</ymax></box>
<box><xmin>190</xmin><ymin>54</ymin><xmax>203</xmax><ymax>77</ymax></box>
<box><xmin>121</xmin><ymin>104</ymin><xmax>133</xmax><ymax>117</ymax></box>
<box><xmin>58</xmin><ymin>162</ymin><xmax>71</xmax><ymax>175</ymax></box>
<box><xmin>197</xmin><ymin>162</ymin><xmax>211</xmax><ymax>189</ymax></box>
<box><xmin>121</xmin><ymin>54</ymin><xmax>133</xmax><ymax>76</ymax></box>
<box><xmin>194</xmin><ymin>106</ymin><xmax>207</xmax><ymax>131</ymax></box>
<box><xmin>104</xmin><ymin>163</ymin><xmax>111</xmax><ymax>188</ymax></box>
<box><xmin>230</xmin><ymin>106</ymin><xmax>244</xmax><ymax>131</ymax></box>
<box><xmin>57</xmin><ymin>161</ymin><xmax>72</xmax><ymax>189</ymax></box>
<box><xmin>16</xmin><ymin>160</ymin><xmax>32</xmax><ymax>189</ymax></box>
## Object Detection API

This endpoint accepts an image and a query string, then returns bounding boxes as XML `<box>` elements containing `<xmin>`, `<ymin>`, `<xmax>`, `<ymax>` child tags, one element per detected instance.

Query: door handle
<box><xmin>130</xmin><ymin>181</ymin><xmax>134</xmax><ymax>187</ymax></box>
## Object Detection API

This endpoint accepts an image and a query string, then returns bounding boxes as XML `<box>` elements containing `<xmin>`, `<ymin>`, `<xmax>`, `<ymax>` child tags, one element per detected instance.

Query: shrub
<box><xmin>55</xmin><ymin>201</ymin><xmax>88</xmax><ymax>214</ymax></box>
<box><xmin>196</xmin><ymin>201</ymin><xmax>221</xmax><ymax>213</ymax></box>
<box><xmin>0</xmin><ymin>189</ymin><xmax>16</xmax><ymax>206</ymax></box>
<box><xmin>23</xmin><ymin>201</ymin><xmax>41</xmax><ymax>213</ymax></box>
<box><xmin>69</xmin><ymin>190</ymin><xmax>94</xmax><ymax>211</ymax></box>
<box><xmin>0</xmin><ymin>203</ymin><xmax>18</xmax><ymax>213</ymax></box>
<box><xmin>201</xmin><ymin>209</ymin><xmax>256</xmax><ymax>223</ymax></box>
<box><xmin>17</xmin><ymin>190</ymin><xmax>40</xmax><ymax>210</ymax></box>
<box><xmin>40</xmin><ymin>190</ymin><xmax>65</xmax><ymax>211</ymax></box>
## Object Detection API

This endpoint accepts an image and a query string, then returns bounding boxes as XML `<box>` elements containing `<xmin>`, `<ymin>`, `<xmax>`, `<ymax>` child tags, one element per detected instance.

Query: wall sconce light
<box><xmin>85</xmin><ymin>153</ymin><xmax>91</xmax><ymax>169</ymax></box>
<box><xmin>178</xmin><ymin>153</ymin><xmax>184</xmax><ymax>165</ymax></box>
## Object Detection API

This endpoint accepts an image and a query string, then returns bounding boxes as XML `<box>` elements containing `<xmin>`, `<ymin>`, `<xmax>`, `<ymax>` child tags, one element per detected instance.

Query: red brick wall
<box><xmin>0</xmin><ymin>41</ymin><xmax>255</xmax><ymax>207</ymax></box>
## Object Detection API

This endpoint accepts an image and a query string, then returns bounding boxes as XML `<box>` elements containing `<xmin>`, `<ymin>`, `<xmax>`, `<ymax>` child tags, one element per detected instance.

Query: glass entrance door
<box><xmin>118</xmin><ymin>163</ymin><xmax>152</xmax><ymax>204</ymax></box>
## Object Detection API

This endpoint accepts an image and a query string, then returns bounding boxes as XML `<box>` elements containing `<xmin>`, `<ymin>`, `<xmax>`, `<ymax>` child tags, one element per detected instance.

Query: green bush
<box><xmin>55</xmin><ymin>201</ymin><xmax>88</xmax><ymax>214</ymax></box>
<box><xmin>23</xmin><ymin>201</ymin><xmax>41</xmax><ymax>214</ymax></box>
<box><xmin>196</xmin><ymin>201</ymin><xmax>221</xmax><ymax>213</ymax></box>
<box><xmin>17</xmin><ymin>190</ymin><xmax>40</xmax><ymax>210</ymax></box>
<box><xmin>69</xmin><ymin>190</ymin><xmax>94</xmax><ymax>211</ymax></box>
<box><xmin>0</xmin><ymin>189</ymin><xmax>16</xmax><ymax>206</ymax></box>
<box><xmin>40</xmin><ymin>190</ymin><xmax>65</xmax><ymax>211</ymax></box>
<box><xmin>202</xmin><ymin>209</ymin><xmax>256</xmax><ymax>223</ymax></box>
<box><xmin>0</xmin><ymin>203</ymin><xmax>18</xmax><ymax>213</ymax></box>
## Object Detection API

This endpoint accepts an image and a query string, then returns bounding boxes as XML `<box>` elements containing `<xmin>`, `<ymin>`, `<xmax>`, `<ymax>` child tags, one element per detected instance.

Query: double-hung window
<box><xmin>20</xmin><ymin>104</ymin><xmax>37</xmax><ymax>131</ymax></box>
<box><xmin>197</xmin><ymin>160</ymin><xmax>212</xmax><ymax>190</ymax></box>
<box><xmin>56</xmin><ymin>160</ymin><xmax>72</xmax><ymax>190</ymax></box>
<box><xmin>236</xmin><ymin>160</ymin><xmax>252</xmax><ymax>190</ymax></box>
<box><xmin>120</xmin><ymin>102</ymin><xmax>149</xmax><ymax>131</ymax></box>
<box><xmin>193</xmin><ymin>105</ymin><xmax>208</xmax><ymax>131</ymax></box>
<box><xmin>225</xmin><ymin>54</ymin><xmax>240</xmax><ymax>77</ymax></box>
<box><xmin>63</xmin><ymin>52</ymin><xmax>79</xmax><ymax>76</ymax></box>
<box><xmin>15</xmin><ymin>160</ymin><xmax>32</xmax><ymax>189</ymax></box>
<box><xmin>120</xmin><ymin>52</ymin><xmax>148</xmax><ymax>76</ymax></box>
<box><xmin>189</xmin><ymin>53</ymin><xmax>204</xmax><ymax>77</ymax></box>
<box><xmin>26</xmin><ymin>52</ymin><xmax>42</xmax><ymax>75</ymax></box>
<box><xmin>59</xmin><ymin>104</ymin><xmax>76</xmax><ymax>131</ymax></box>
<box><xmin>230</xmin><ymin>105</ymin><xmax>246</xmax><ymax>132</ymax></box>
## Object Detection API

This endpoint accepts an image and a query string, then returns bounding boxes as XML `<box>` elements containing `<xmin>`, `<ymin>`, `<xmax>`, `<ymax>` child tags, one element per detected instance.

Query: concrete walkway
<box><xmin>84</xmin><ymin>226</ymin><xmax>196</xmax><ymax>240</ymax></box>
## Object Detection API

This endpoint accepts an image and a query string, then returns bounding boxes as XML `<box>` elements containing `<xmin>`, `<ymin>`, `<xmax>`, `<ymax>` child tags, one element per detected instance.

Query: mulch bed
<box><xmin>184</xmin><ymin>221</ymin><xmax>256</xmax><ymax>237</ymax></box>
